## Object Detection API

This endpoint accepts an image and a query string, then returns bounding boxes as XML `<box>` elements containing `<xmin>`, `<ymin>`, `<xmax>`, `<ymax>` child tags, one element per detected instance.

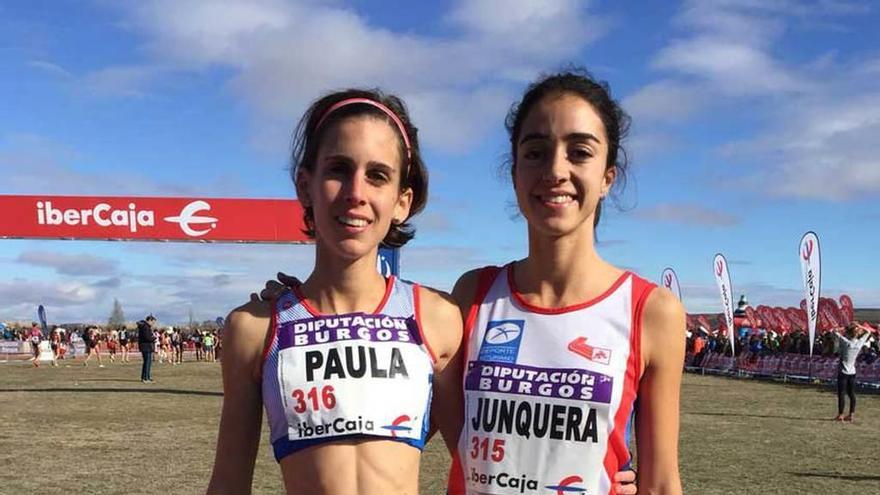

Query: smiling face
<box><xmin>513</xmin><ymin>92</ymin><xmax>616</xmax><ymax>238</ymax></box>
<box><xmin>297</xmin><ymin>116</ymin><xmax>413</xmax><ymax>261</ymax></box>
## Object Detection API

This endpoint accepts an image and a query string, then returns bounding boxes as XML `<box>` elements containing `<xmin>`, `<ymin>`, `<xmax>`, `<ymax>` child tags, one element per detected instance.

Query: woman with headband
<box><xmin>206</xmin><ymin>89</ymin><xmax>464</xmax><ymax>495</ymax></box>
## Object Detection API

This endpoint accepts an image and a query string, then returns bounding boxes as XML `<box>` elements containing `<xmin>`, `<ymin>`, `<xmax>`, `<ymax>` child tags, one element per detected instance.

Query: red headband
<box><xmin>315</xmin><ymin>97</ymin><xmax>412</xmax><ymax>162</ymax></box>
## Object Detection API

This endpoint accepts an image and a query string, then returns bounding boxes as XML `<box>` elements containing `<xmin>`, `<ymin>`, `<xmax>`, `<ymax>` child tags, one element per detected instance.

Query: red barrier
<box><xmin>687</xmin><ymin>352</ymin><xmax>880</xmax><ymax>385</ymax></box>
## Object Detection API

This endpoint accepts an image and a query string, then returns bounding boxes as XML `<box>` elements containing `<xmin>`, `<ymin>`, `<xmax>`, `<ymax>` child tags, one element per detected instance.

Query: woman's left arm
<box><xmin>636</xmin><ymin>288</ymin><xmax>686</xmax><ymax>495</ymax></box>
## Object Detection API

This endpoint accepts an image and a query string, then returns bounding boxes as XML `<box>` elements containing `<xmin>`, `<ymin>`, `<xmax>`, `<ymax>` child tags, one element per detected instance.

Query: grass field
<box><xmin>1</xmin><ymin>358</ymin><xmax>878</xmax><ymax>494</ymax></box>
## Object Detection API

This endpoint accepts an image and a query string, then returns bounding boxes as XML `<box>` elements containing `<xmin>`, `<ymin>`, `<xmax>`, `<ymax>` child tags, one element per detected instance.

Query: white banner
<box><xmin>660</xmin><ymin>267</ymin><xmax>682</xmax><ymax>301</ymax></box>
<box><xmin>713</xmin><ymin>254</ymin><xmax>735</xmax><ymax>356</ymax></box>
<box><xmin>0</xmin><ymin>341</ymin><xmax>25</xmax><ymax>354</ymax></box>
<box><xmin>799</xmin><ymin>232</ymin><xmax>821</xmax><ymax>357</ymax></box>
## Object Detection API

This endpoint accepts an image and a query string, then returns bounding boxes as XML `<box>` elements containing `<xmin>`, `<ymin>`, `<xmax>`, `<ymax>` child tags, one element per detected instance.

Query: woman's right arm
<box><xmin>206</xmin><ymin>301</ymin><xmax>271</xmax><ymax>495</ymax></box>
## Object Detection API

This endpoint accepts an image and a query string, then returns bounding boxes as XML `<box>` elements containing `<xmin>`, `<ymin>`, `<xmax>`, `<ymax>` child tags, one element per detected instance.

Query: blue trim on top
<box><xmin>273</xmin><ymin>433</ymin><xmax>426</xmax><ymax>463</ymax></box>
<box><xmin>621</xmin><ymin>398</ymin><xmax>638</xmax><ymax>470</ymax></box>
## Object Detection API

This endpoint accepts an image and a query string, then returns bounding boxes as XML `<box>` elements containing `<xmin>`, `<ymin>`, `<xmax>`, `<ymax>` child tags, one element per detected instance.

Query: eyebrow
<box><xmin>518</xmin><ymin>132</ymin><xmax>602</xmax><ymax>145</ymax></box>
<box><xmin>367</xmin><ymin>161</ymin><xmax>396</xmax><ymax>175</ymax></box>
<box><xmin>323</xmin><ymin>155</ymin><xmax>398</xmax><ymax>174</ymax></box>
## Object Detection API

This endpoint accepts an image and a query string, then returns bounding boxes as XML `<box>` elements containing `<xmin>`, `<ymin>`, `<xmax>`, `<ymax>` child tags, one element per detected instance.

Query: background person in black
<box><xmin>82</xmin><ymin>326</ymin><xmax>104</xmax><ymax>368</ymax></box>
<box><xmin>119</xmin><ymin>327</ymin><xmax>131</xmax><ymax>363</ymax></box>
<box><xmin>171</xmin><ymin>328</ymin><xmax>184</xmax><ymax>365</ymax></box>
<box><xmin>193</xmin><ymin>331</ymin><xmax>203</xmax><ymax>361</ymax></box>
<box><xmin>137</xmin><ymin>315</ymin><xmax>157</xmax><ymax>383</ymax></box>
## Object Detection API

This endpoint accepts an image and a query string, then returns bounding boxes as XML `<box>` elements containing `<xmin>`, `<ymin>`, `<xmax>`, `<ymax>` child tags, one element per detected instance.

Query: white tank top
<box><xmin>261</xmin><ymin>276</ymin><xmax>436</xmax><ymax>462</ymax></box>
<box><xmin>449</xmin><ymin>264</ymin><xmax>655</xmax><ymax>495</ymax></box>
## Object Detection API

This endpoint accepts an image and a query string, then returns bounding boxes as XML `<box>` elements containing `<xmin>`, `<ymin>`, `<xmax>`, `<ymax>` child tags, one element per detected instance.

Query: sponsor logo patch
<box><xmin>478</xmin><ymin>320</ymin><xmax>524</xmax><ymax>363</ymax></box>
<box><xmin>545</xmin><ymin>475</ymin><xmax>587</xmax><ymax>494</ymax></box>
<box><xmin>381</xmin><ymin>414</ymin><xmax>412</xmax><ymax>437</ymax></box>
<box><xmin>568</xmin><ymin>337</ymin><xmax>611</xmax><ymax>365</ymax></box>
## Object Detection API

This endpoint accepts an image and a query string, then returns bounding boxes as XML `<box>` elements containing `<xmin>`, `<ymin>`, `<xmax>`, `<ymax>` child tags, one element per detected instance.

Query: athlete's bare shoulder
<box><xmin>228</xmin><ymin>299</ymin><xmax>272</xmax><ymax>326</ymax></box>
<box><xmin>642</xmin><ymin>287</ymin><xmax>684</xmax><ymax>325</ymax></box>
<box><xmin>416</xmin><ymin>285</ymin><xmax>462</xmax><ymax>365</ymax></box>
<box><xmin>226</xmin><ymin>300</ymin><xmax>272</xmax><ymax>339</ymax></box>
<box><xmin>223</xmin><ymin>300</ymin><xmax>274</xmax><ymax>381</ymax></box>
<box><xmin>417</xmin><ymin>284</ymin><xmax>457</xmax><ymax>311</ymax></box>
<box><xmin>641</xmin><ymin>286</ymin><xmax>686</xmax><ymax>367</ymax></box>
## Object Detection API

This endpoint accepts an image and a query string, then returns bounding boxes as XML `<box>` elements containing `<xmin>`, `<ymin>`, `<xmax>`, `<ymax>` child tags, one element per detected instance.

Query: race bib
<box><xmin>462</xmin><ymin>361</ymin><xmax>615</xmax><ymax>495</ymax></box>
<box><xmin>275</xmin><ymin>313</ymin><xmax>433</xmax><ymax>444</ymax></box>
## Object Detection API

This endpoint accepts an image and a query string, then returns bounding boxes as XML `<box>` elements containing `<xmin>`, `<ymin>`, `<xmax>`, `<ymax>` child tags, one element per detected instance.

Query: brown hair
<box><xmin>290</xmin><ymin>88</ymin><xmax>428</xmax><ymax>247</ymax></box>
<box><xmin>505</xmin><ymin>67</ymin><xmax>631</xmax><ymax>228</ymax></box>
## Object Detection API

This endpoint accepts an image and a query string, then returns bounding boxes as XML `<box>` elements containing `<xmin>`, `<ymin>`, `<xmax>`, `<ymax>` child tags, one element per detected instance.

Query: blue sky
<box><xmin>1</xmin><ymin>0</ymin><xmax>878</xmax><ymax>324</ymax></box>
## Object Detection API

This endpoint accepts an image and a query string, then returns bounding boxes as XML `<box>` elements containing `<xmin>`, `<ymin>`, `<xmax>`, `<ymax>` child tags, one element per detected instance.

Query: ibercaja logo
<box><xmin>36</xmin><ymin>199</ymin><xmax>218</xmax><ymax>238</ymax></box>
<box><xmin>162</xmin><ymin>200</ymin><xmax>218</xmax><ymax>237</ymax></box>
<box><xmin>545</xmin><ymin>475</ymin><xmax>587</xmax><ymax>494</ymax></box>
<box><xmin>37</xmin><ymin>200</ymin><xmax>156</xmax><ymax>233</ymax></box>
<box><xmin>802</xmin><ymin>239</ymin><xmax>813</xmax><ymax>261</ymax></box>
<box><xmin>381</xmin><ymin>414</ymin><xmax>412</xmax><ymax>438</ymax></box>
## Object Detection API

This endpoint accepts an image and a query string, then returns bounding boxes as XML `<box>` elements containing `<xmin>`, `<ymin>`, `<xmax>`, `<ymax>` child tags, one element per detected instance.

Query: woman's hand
<box><xmin>614</xmin><ymin>469</ymin><xmax>637</xmax><ymax>494</ymax></box>
<box><xmin>251</xmin><ymin>272</ymin><xmax>301</xmax><ymax>302</ymax></box>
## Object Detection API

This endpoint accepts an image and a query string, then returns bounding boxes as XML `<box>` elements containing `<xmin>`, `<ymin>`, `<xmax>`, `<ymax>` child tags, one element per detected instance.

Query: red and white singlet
<box><xmin>449</xmin><ymin>263</ymin><xmax>655</xmax><ymax>495</ymax></box>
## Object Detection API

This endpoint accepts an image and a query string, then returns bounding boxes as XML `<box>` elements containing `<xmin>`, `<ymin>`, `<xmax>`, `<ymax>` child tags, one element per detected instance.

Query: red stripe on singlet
<box><xmin>602</xmin><ymin>275</ymin><xmax>654</xmax><ymax>495</ymax></box>
<box><xmin>446</xmin><ymin>266</ymin><xmax>501</xmax><ymax>495</ymax></box>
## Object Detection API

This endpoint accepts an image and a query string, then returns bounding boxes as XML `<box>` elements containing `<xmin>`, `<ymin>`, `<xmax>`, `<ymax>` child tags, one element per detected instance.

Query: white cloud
<box><xmin>654</xmin><ymin>38</ymin><xmax>810</xmax><ymax>96</ymax></box>
<box><xmin>623</xmin><ymin>80</ymin><xmax>706</xmax><ymax>123</ymax></box>
<box><xmin>110</xmin><ymin>241</ymin><xmax>317</xmax><ymax>322</ymax></box>
<box><xmin>0</xmin><ymin>279</ymin><xmax>101</xmax><ymax>308</ymax></box>
<box><xmin>724</xmin><ymin>91</ymin><xmax>880</xmax><ymax>200</ymax></box>
<box><xmin>95</xmin><ymin>0</ymin><xmax>607</xmax><ymax>152</ymax></box>
<box><xmin>405</xmin><ymin>87</ymin><xmax>513</xmax><ymax>153</ymax></box>
<box><xmin>446</xmin><ymin>0</ymin><xmax>607</xmax><ymax>60</ymax></box>
<box><xmin>625</xmin><ymin>130</ymin><xmax>681</xmax><ymax>162</ymax></box>
<box><xmin>414</xmin><ymin>212</ymin><xmax>453</xmax><ymax>232</ymax></box>
<box><xmin>81</xmin><ymin>64</ymin><xmax>167</xmax><ymax>98</ymax></box>
<box><xmin>635</xmin><ymin>203</ymin><xmax>740</xmax><ymax>227</ymax></box>
<box><xmin>26</xmin><ymin>58</ymin><xmax>169</xmax><ymax>100</ymax></box>
<box><xmin>0</xmin><ymin>241</ymin><xmax>318</xmax><ymax>323</ymax></box>
<box><xmin>629</xmin><ymin>0</ymin><xmax>879</xmax><ymax>199</ymax></box>
<box><xmin>854</xmin><ymin>56</ymin><xmax>880</xmax><ymax>76</ymax></box>
<box><xmin>632</xmin><ymin>0</ymin><xmax>864</xmax><ymax>113</ymax></box>
<box><xmin>0</xmin><ymin>134</ymin><xmax>259</xmax><ymax>197</ymax></box>
<box><xmin>27</xmin><ymin>60</ymin><xmax>74</xmax><ymax>79</ymax></box>
<box><xmin>15</xmin><ymin>250</ymin><xmax>119</xmax><ymax>276</ymax></box>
